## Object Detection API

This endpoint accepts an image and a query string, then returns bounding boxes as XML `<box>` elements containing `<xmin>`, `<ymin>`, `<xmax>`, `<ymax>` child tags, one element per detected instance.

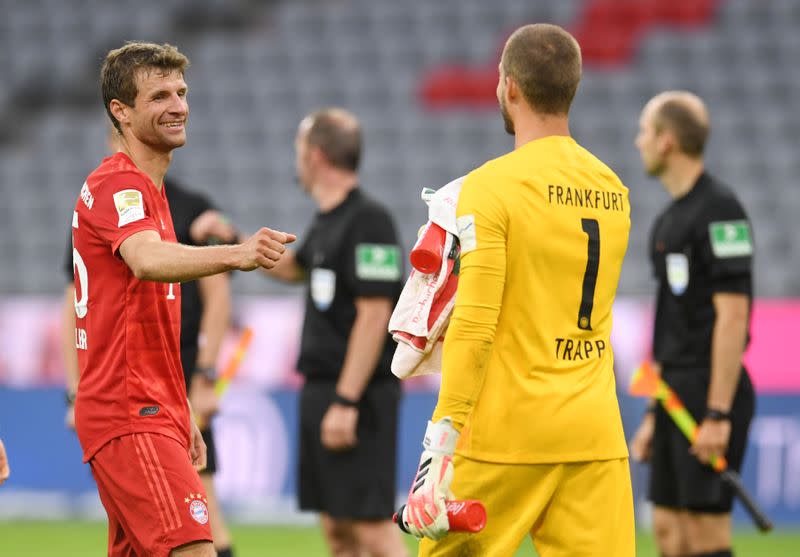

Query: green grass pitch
<box><xmin>0</xmin><ymin>521</ymin><xmax>797</xmax><ymax>556</ymax></box>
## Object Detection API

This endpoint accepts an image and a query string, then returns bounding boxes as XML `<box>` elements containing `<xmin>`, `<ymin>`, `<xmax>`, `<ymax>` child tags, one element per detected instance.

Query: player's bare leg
<box><xmin>683</xmin><ymin>511</ymin><xmax>732</xmax><ymax>555</ymax></box>
<box><xmin>652</xmin><ymin>506</ymin><xmax>690</xmax><ymax>557</ymax></box>
<box><xmin>170</xmin><ymin>540</ymin><xmax>216</xmax><ymax>556</ymax></box>
<box><xmin>201</xmin><ymin>473</ymin><xmax>233</xmax><ymax>553</ymax></box>
<box><xmin>352</xmin><ymin>519</ymin><xmax>408</xmax><ymax>557</ymax></box>
<box><xmin>321</xmin><ymin>513</ymin><xmax>360</xmax><ymax>557</ymax></box>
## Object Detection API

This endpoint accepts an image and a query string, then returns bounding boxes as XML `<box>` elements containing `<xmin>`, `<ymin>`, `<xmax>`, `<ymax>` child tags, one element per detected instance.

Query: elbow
<box><xmin>130</xmin><ymin>259</ymin><xmax>156</xmax><ymax>281</ymax></box>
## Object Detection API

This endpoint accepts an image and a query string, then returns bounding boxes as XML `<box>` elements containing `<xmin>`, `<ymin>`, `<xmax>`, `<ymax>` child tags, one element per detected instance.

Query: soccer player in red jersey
<box><xmin>70</xmin><ymin>42</ymin><xmax>294</xmax><ymax>557</ymax></box>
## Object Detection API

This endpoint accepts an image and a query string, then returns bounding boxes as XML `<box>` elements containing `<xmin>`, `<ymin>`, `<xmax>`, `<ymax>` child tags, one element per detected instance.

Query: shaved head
<box><xmin>643</xmin><ymin>91</ymin><xmax>710</xmax><ymax>157</ymax></box>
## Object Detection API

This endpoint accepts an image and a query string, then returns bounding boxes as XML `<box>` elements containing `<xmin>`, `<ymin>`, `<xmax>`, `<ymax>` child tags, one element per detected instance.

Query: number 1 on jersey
<box><xmin>578</xmin><ymin>218</ymin><xmax>600</xmax><ymax>331</ymax></box>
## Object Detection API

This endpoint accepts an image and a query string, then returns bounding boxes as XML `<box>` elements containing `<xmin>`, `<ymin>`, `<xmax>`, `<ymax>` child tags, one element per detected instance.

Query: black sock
<box><xmin>216</xmin><ymin>547</ymin><xmax>234</xmax><ymax>557</ymax></box>
<box><xmin>691</xmin><ymin>550</ymin><xmax>732</xmax><ymax>557</ymax></box>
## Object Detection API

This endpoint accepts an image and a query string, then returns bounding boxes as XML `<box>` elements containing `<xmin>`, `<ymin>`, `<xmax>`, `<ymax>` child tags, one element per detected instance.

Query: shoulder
<box><xmin>698</xmin><ymin>174</ymin><xmax>749</xmax><ymax>220</ymax></box>
<box><xmin>88</xmin><ymin>156</ymin><xmax>149</xmax><ymax>196</ymax></box>
<box><xmin>351</xmin><ymin>191</ymin><xmax>394</xmax><ymax>222</ymax></box>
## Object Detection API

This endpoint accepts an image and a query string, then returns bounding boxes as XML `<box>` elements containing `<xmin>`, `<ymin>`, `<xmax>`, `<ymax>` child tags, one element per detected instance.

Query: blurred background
<box><xmin>0</xmin><ymin>0</ymin><xmax>798</xmax><ymax>555</ymax></box>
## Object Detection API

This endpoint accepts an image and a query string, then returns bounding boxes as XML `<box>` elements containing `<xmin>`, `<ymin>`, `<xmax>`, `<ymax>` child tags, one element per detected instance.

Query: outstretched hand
<box><xmin>236</xmin><ymin>228</ymin><xmax>296</xmax><ymax>271</ymax></box>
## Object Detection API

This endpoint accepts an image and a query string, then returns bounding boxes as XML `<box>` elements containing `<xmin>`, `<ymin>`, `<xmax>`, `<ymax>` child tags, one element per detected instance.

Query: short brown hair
<box><xmin>653</xmin><ymin>100</ymin><xmax>709</xmax><ymax>157</ymax></box>
<box><xmin>305</xmin><ymin>108</ymin><xmax>362</xmax><ymax>172</ymax></box>
<box><xmin>101</xmin><ymin>42</ymin><xmax>190</xmax><ymax>132</ymax></box>
<box><xmin>501</xmin><ymin>24</ymin><xmax>582</xmax><ymax>115</ymax></box>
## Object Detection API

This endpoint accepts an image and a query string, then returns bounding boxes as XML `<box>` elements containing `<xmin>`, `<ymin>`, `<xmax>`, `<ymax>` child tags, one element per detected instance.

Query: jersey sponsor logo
<box><xmin>310</xmin><ymin>268</ymin><xmax>336</xmax><ymax>311</ymax></box>
<box><xmin>666</xmin><ymin>253</ymin><xmax>689</xmax><ymax>295</ymax></box>
<box><xmin>709</xmin><ymin>220</ymin><xmax>753</xmax><ymax>258</ymax></box>
<box><xmin>547</xmin><ymin>184</ymin><xmax>626</xmax><ymax>212</ymax></box>
<box><xmin>139</xmin><ymin>405</ymin><xmax>160</xmax><ymax>416</ymax></box>
<box><xmin>456</xmin><ymin>215</ymin><xmax>477</xmax><ymax>254</ymax></box>
<box><xmin>80</xmin><ymin>182</ymin><xmax>95</xmax><ymax>209</ymax></box>
<box><xmin>554</xmin><ymin>337</ymin><xmax>606</xmax><ymax>361</ymax></box>
<box><xmin>113</xmin><ymin>189</ymin><xmax>146</xmax><ymax>227</ymax></box>
<box><xmin>355</xmin><ymin>244</ymin><xmax>401</xmax><ymax>281</ymax></box>
<box><xmin>185</xmin><ymin>494</ymin><xmax>209</xmax><ymax>525</ymax></box>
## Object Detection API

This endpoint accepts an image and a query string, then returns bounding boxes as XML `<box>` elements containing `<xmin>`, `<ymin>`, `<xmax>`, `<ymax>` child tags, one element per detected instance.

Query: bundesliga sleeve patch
<box><xmin>456</xmin><ymin>214</ymin><xmax>477</xmax><ymax>254</ymax></box>
<box><xmin>709</xmin><ymin>220</ymin><xmax>753</xmax><ymax>258</ymax></box>
<box><xmin>355</xmin><ymin>244</ymin><xmax>401</xmax><ymax>281</ymax></box>
<box><xmin>113</xmin><ymin>189</ymin><xmax>146</xmax><ymax>227</ymax></box>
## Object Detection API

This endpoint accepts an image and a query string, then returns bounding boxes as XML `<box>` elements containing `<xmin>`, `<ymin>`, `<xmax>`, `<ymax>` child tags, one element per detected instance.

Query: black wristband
<box><xmin>645</xmin><ymin>405</ymin><xmax>656</xmax><ymax>414</ymax></box>
<box><xmin>65</xmin><ymin>391</ymin><xmax>76</xmax><ymax>406</ymax></box>
<box><xmin>332</xmin><ymin>393</ymin><xmax>359</xmax><ymax>408</ymax></box>
<box><xmin>706</xmin><ymin>408</ymin><xmax>731</xmax><ymax>421</ymax></box>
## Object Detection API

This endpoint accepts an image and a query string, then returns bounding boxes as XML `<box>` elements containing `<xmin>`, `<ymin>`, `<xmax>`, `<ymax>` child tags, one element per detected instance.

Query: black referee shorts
<box><xmin>298</xmin><ymin>379</ymin><xmax>400</xmax><ymax>520</ymax></box>
<box><xmin>649</xmin><ymin>367</ymin><xmax>755</xmax><ymax>513</ymax></box>
<box><xmin>200</xmin><ymin>425</ymin><xmax>219</xmax><ymax>476</ymax></box>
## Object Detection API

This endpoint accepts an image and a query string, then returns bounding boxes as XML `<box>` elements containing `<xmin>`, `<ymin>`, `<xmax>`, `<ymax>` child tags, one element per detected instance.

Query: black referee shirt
<box><xmin>295</xmin><ymin>188</ymin><xmax>403</xmax><ymax>383</ymax></box>
<box><xmin>650</xmin><ymin>171</ymin><xmax>754</xmax><ymax>371</ymax></box>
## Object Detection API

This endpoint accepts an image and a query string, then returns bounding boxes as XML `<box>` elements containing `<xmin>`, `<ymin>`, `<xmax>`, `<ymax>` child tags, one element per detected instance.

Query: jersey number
<box><xmin>72</xmin><ymin>246</ymin><xmax>178</xmax><ymax>317</ymax></box>
<box><xmin>577</xmin><ymin>218</ymin><xmax>600</xmax><ymax>331</ymax></box>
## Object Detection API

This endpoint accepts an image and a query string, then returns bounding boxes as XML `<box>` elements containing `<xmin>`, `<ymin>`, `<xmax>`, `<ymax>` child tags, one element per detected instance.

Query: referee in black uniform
<box><xmin>263</xmin><ymin>108</ymin><xmax>408</xmax><ymax>557</ymax></box>
<box><xmin>62</xmin><ymin>169</ymin><xmax>238</xmax><ymax>557</ymax></box>
<box><xmin>631</xmin><ymin>91</ymin><xmax>755</xmax><ymax>557</ymax></box>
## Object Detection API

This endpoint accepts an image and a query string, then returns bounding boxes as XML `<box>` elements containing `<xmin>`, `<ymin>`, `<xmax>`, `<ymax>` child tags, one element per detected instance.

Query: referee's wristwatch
<box><xmin>332</xmin><ymin>392</ymin><xmax>359</xmax><ymax>408</ymax></box>
<box><xmin>705</xmin><ymin>408</ymin><xmax>732</xmax><ymax>422</ymax></box>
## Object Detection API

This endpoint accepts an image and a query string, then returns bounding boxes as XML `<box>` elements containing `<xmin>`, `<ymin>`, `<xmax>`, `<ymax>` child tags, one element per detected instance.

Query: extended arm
<box><xmin>119</xmin><ymin>228</ymin><xmax>295</xmax><ymax>282</ymax></box>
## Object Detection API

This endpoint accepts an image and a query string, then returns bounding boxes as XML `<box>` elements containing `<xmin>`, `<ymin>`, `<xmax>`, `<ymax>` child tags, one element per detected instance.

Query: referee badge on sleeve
<box><xmin>666</xmin><ymin>253</ymin><xmax>689</xmax><ymax>296</ymax></box>
<box><xmin>709</xmin><ymin>220</ymin><xmax>753</xmax><ymax>258</ymax></box>
<box><xmin>311</xmin><ymin>268</ymin><xmax>336</xmax><ymax>311</ymax></box>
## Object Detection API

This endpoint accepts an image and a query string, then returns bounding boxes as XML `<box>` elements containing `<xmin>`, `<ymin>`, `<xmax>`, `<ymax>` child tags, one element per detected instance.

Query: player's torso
<box><xmin>71</xmin><ymin>155</ymin><xmax>187</xmax><ymax>459</ymax></box>
<box><xmin>462</xmin><ymin>137</ymin><xmax>631</xmax><ymax>462</ymax></box>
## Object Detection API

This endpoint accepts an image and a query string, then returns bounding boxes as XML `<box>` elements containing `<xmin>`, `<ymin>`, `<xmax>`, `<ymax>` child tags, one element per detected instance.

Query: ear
<box><xmin>308</xmin><ymin>144</ymin><xmax>326</xmax><ymax>167</ymax></box>
<box><xmin>109</xmin><ymin>99</ymin><xmax>130</xmax><ymax>128</ymax></box>
<box><xmin>505</xmin><ymin>75</ymin><xmax>522</xmax><ymax>104</ymax></box>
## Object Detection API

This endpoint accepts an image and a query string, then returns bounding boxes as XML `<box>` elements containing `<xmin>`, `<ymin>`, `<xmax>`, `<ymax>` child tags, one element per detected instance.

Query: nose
<box><xmin>168</xmin><ymin>93</ymin><xmax>188</xmax><ymax>115</ymax></box>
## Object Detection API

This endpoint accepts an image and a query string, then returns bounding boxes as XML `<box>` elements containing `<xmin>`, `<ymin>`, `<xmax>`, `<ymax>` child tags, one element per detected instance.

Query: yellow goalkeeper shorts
<box><xmin>418</xmin><ymin>455</ymin><xmax>635</xmax><ymax>557</ymax></box>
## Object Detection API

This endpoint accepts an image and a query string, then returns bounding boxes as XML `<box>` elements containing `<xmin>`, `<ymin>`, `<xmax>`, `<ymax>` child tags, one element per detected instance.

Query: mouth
<box><xmin>160</xmin><ymin>120</ymin><xmax>186</xmax><ymax>132</ymax></box>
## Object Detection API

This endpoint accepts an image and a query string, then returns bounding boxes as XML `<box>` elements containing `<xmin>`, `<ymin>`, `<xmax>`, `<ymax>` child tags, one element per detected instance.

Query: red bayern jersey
<box><xmin>71</xmin><ymin>152</ymin><xmax>189</xmax><ymax>462</ymax></box>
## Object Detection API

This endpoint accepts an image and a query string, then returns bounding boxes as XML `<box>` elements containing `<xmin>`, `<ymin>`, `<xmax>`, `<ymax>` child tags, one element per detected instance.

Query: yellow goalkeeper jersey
<box><xmin>433</xmin><ymin>135</ymin><xmax>630</xmax><ymax>463</ymax></box>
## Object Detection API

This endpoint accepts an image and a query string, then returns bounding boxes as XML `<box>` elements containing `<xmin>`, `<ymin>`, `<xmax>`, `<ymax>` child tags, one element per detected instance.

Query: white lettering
<box><xmin>167</xmin><ymin>283</ymin><xmax>176</xmax><ymax>300</ymax></box>
<box><xmin>80</xmin><ymin>182</ymin><xmax>94</xmax><ymax>209</ymax></box>
<box><xmin>75</xmin><ymin>328</ymin><xmax>88</xmax><ymax>350</ymax></box>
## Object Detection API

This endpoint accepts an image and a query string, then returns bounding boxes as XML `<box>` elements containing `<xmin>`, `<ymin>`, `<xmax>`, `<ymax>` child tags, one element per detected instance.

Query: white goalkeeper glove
<box><xmin>401</xmin><ymin>417</ymin><xmax>459</xmax><ymax>540</ymax></box>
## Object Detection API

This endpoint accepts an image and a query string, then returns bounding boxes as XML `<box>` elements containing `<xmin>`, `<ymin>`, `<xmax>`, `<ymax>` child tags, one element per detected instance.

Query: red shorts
<box><xmin>90</xmin><ymin>433</ymin><xmax>213</xmax><ymax>557</ymax></box>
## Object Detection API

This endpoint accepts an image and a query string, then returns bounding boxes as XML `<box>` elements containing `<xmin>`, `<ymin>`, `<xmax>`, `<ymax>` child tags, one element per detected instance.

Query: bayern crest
<box><xmin>186</xmin><ymin>494</ymin><xmax>209</xmax><ymax>525</ymax></box>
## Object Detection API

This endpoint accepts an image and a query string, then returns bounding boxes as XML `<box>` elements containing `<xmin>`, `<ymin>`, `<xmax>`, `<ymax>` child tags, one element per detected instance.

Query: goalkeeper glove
<box><xmin>402</xmin><ymin>417</ymin><xmax>459</xmax><ymax>540</ymax></box>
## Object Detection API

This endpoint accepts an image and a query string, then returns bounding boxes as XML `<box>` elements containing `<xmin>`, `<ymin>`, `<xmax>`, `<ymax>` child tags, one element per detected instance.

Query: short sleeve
<box><xmin>343</xmin><ymin>205</ymin><xmax>402</xmax><ymax>297</ymax></box>
<box><xmin>89</xmin><ymin>174</ymin><xmax>160</xmax><ymax>254</ymax></box>
<box><xmin>699</xmin><ymin>195</ymin><xmax>753</xmax><ymax>294</ymax></box>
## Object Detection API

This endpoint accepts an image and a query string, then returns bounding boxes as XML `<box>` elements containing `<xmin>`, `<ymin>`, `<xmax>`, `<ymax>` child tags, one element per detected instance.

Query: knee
<box><xmin>353</xmin><ymin>521</ymin><xmax>408</xmax><ymax>557</ymax></box>
<box><xmin>323</xmin><ymin>521</ymin><xmax>358</xmax><ymax>556</ymax></box>
<box><xmin>652</xmin><ymin>515</ymin><xmax>689</xmax><ymax>557</ymax></box>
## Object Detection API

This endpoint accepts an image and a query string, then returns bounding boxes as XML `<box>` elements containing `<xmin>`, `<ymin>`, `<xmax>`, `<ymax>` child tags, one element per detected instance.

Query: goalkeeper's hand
<box><xmin>402</xmin><ymin>417</ymin><xmax>459</xmax><ymax>540</ymax></box>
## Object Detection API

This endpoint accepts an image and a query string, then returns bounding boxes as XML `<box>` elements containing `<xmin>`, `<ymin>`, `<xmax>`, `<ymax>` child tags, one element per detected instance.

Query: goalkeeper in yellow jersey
<box><xmin>400</xmin><ymin>24</ymin><xmax>635</xmax><ymax>556</ymax></box>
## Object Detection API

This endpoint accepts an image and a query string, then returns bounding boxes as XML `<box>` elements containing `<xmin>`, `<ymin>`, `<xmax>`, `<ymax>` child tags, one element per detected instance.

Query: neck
<box><xmin>513</xmin><ymin>111</ymin><xmax>571</xmax><ymax>149</ymax></box>
<box><xmin>118</xmin><ymin>134</ymin><xmax>172</xmax><ymax>190</ymax></box>
<box><xmin>659</xmin><ymin>156</ymin><xmax>704</xmax><ymax>199</ymax></box>
<box><xmin>311</xmin><ymin>169</ymin><xmax>358</xmax><ymax>212</ymax></box>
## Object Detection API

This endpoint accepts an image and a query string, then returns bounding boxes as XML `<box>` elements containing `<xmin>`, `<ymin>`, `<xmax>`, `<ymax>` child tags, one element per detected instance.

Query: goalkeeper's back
<box><xmin>441</xmin><ymin>134</ymin><xmax>631</xmax><ymax>463</ymax></box>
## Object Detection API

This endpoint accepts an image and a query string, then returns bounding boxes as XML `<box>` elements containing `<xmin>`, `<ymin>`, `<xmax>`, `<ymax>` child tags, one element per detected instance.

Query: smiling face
<box><xmin>123</xmin><ymin>68</ymin><xmax>189</xmax><ymax>153</ymax></box>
